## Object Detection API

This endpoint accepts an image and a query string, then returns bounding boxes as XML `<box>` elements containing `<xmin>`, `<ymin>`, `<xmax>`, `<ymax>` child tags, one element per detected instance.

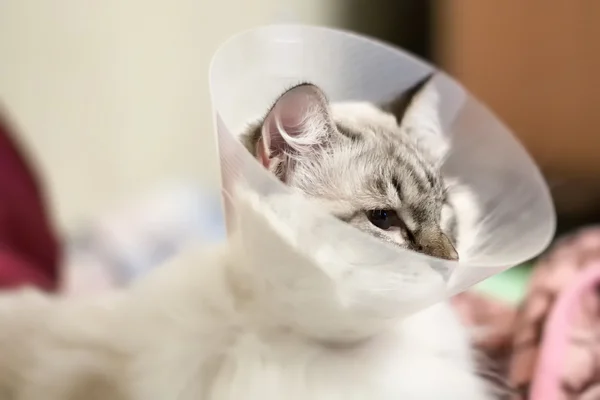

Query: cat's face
<box><xmin>242</xmin><ymin>77</ymin><xmax>460</xmax><ymax>261</ymax></box>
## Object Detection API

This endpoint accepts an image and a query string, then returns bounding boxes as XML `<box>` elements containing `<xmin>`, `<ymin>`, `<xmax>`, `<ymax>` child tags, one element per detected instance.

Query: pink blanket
<box><xmin>455</xmin><ymin>227</ymin><xmax>600</xmax><ymax>400</ymax></box>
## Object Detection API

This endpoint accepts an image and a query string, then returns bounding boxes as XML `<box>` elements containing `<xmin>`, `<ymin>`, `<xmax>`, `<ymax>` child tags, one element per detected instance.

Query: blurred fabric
<box><xmin>62</xmin><ymin>182</ymin><xmax>225</xmax><ymax>295</ymax></box>
<box><xmin>0</xmin><ymin>109</ymin><xmax>61</xmax><ymax>290</ymax></box>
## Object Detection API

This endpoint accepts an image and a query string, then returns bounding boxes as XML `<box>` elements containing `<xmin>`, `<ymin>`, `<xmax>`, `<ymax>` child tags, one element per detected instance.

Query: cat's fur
<box><xmin>0</xmin><ymin>78</ymin><xmax>491</xmax><ymax>399</ymax></box>
<box><xmin>241</xmin><ymin>77</ymin><xmax>474</xmax><ymax>260</ymax></box>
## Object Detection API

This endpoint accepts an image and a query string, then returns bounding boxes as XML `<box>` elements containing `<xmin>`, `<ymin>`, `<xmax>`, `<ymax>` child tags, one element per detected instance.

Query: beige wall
<box><xmin>0</xmin><ymin>0</ymin><xmax>344</xmax><ymax>232</ymax></box>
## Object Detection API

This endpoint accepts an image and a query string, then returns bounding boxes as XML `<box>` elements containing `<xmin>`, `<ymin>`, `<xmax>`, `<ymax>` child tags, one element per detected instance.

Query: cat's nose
<box><xmin>417</xmin><ymin>231</ymin><xmax>459</xmax><ymax>261</ymax></box>
<box><xmin>434</xmin><ymin>241</ymin><xmax>459</xmax><ymax>261</ymax></box>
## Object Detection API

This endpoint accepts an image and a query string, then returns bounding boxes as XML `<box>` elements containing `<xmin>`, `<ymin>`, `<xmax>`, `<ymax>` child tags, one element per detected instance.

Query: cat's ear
<box><xmin>384</xmin><ymin>74</ymin><xmax>449</xmax><ymax>165</ymax></box>
<box><xmin>257</xmin><ymin>83</ymin><xmax>334</xmax><ymax>180</ymax></box>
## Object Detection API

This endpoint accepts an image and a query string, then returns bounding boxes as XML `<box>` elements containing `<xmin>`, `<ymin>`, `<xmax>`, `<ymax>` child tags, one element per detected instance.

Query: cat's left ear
<box><xmin>384</xmin><ymin>74</ymin><xmax>449</xmax><ymax>165</ymax></box>
<box><xmin>257</xmin><ymin>83</ymin><xmax>335</xmax><ymax>180</ymax></box>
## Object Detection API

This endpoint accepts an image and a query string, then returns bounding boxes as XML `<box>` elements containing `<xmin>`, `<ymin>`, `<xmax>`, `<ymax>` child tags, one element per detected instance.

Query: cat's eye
<box><xmin>366</xmin><ymin>209</ymin><xmax>398</xmax><ymax>230</ymax></box>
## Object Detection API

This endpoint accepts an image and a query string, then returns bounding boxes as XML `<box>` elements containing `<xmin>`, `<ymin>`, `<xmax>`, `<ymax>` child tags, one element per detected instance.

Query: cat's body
<box><xmin>0</xmin><ymin>241</ymin><xmax>488</xmax><ymax>400</ymax></box>
<box><xmin>0</xmin><ymin>77</ymin><xmax>493</xmax><ymax>399</ymax></box>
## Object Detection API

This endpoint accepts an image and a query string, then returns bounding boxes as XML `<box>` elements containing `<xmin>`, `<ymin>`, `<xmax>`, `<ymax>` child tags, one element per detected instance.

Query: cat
<box><xmin>0</xmin><ymin>76</ymin><xmax>494</xmax><ymax>399</ymax></box>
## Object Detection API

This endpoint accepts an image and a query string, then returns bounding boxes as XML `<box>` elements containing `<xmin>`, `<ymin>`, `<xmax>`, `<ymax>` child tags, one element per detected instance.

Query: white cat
<box><xmin>0</xmin><ymin>78</ymin><xmax>494</xmax><ymax>399</ymax></box>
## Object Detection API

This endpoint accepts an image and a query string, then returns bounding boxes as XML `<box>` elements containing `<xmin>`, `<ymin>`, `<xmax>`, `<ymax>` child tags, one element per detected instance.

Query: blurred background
<box><xmin>3</xmin><ymin>1</ymin><xmax>599</xmax><ymax>236</ymax></box>
<box><xmin>1</xmin><ymin>0</ymin><xmax>599</xmax><ymax>291</ymax></box>
<box><xmin>0</xmin><ymin>1</ymin><xmax>598</xmax><ymax>288</ymax></box>
<box><xmin>0</xmin><ymin>0</ymin><xmax>344</xmax><ymax>232</ymax></box>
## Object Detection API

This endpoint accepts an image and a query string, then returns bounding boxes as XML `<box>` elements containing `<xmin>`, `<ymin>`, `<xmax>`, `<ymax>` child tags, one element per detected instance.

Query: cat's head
<box><xmin>242</xmin><ymin>76</ymin><xmax>465</xmax><ymax>261</ymax></box>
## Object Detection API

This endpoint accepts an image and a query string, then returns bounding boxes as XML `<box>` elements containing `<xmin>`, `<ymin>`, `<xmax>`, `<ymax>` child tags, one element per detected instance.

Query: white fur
<box><xmin>0</xmin><ymin>235</ymin><xmax>490</xmax><ymax>400</ymax></box>
<box><xmin>0</xmin><ymin>84</ymin><xmax>491</xmax><ymax>399</ymax></box>
<box><xmin>0</xmin><ymin>187</ymin><xmax>489</xmax><ymax>400</ymax></box>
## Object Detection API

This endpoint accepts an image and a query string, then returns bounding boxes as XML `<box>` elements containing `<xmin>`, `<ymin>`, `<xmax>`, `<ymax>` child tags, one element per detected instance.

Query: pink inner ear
<box><xmin>265</xmin><ymin>90</ymin><xmax>313</xmax><ymax>148</ymax></box>
<box><xmin>261</xmin><ymin>84</ymin><xmax>327</xmax><ymax>164</ymax></box>
<box><xmin>277</xmin><ymin>92</ymin><xmax>311</xmax><ymax>134</ymax></box>
<box><xmin>256</xmin><ymin>136</ymin><xmax>270</xmax><ymax>168</ymax></box>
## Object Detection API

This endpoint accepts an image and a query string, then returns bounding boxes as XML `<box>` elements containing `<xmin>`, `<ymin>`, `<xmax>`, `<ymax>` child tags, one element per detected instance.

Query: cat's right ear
<box><xmin>383</xmin><ymin>74</ymin><xmax>433</xmax><ymax>125</ymax></box>
<box><xmin>383</xmin><ymin>74</ymin><xmax>450</xmax><ymax>165</ymax></box>
<box><xmin>256</xmin><ymin>83</ymin><xmax>334</xmax><ymax>180</ymax></box>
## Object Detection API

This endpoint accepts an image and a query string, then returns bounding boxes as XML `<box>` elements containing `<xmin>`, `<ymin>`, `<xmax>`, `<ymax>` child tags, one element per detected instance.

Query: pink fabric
<box><xmin>452</xmin><ymin>227</ymin><xmax>600</xmax><ymax>399</ymax></box>
<box><xmin>531</xmin><ymin>264</ymin><xmax>600</xmax><ymax>400</ymax></box>
<box><xmin>507</xmin><ymin>227</ymin><xmax>600</xmax><ymax>399</ymax></box>
<box><xmin>0</xmin><ymin>108</ymin><xmax>61</xmax><ymax>291</ymax></box>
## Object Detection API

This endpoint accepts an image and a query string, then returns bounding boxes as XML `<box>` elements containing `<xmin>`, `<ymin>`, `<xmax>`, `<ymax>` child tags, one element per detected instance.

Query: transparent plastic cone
<box><xmin>208</xmin><ymin>24</ymin><xmax>555</xmax><ymax>319</ymax></box>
